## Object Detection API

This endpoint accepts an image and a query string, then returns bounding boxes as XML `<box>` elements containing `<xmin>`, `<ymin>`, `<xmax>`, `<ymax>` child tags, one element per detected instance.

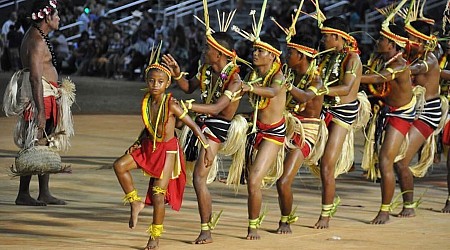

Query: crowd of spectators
<box><xmin>0</xmin><ymin>0</ymin><xmax>445</xmax><ymax>81</ymax></box>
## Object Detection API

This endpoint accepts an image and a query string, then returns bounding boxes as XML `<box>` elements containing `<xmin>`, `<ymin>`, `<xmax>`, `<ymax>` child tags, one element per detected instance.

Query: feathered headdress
<box><xmin>232</xmin><ymin>0</ymin><xmax>282</xmax><ymax>59</ymax></box>
<box><xmin>305</xmin><ymin>0</ymin><xmax>358</xmax><ymax>53</ymax></box>
<box><xmin>401</xmin><ymin>0</ymin><xmax>437</xmax><ymax>43</ymax></box>
<box><xmin>195</xmin><ymin>0</ymin><xmax>248</xmax><ymax>65</ymax></box>
<box><xmin>377</xmin><ymin>0</ymin><xmax>409</xmax><ymax>48</ymax></box>
<box><xmin>271</xmin><ymin>0</ymin><xmax>318</xmax><ymax>58</ymax></box>
<box><xmin>145</xmin><ymin>42</ymin><xmax>172</xmax><ymax>82</ymax></box>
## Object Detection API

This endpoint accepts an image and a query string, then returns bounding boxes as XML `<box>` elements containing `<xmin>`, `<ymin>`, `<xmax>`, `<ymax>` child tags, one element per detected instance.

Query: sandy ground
<box><xmin>0</xmin><ymin>73</ymin><xmax>449</xmax><ymax>249</ymax></box>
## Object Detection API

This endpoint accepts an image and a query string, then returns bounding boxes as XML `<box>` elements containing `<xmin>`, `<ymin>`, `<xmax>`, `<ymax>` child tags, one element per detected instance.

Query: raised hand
<box><xmin>161</xmin><ymin>54</ymin><xmax>181</xmax><ymax>77</ymax></box>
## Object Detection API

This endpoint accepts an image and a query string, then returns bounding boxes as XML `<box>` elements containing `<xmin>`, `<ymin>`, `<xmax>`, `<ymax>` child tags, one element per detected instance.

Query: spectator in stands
<box><xmin>74</xmin><ymin>31</ymin><xmax>95</xmax><ymax>75</ymax></box>
<box><xmin>51</xmin><ymin>30</ymin><xmax>70</xmax><ymax>72</ymax></box>
<box><xmin>76</xmin><ymin>6</ymin><xmax>90</xmax><ymax>33</ymax></box>
<box><xmin>7</xmin><ymin>23</ymin><xmax>23</xmax><ymax>71</ymax></box>
<box><xmin>1</xmin><ymin>11</ymin><xmax>23</xmax><ymax>71</ymax></box>
<box><xmin>126</xmin><ymin>32</ymin><xmax>150</xmax><ymax>80</ymax></box>
<box><xmin>169</xmin><ymin>25</ymin><xmax>188</xmax><ymax>69</ymax></box>
<box><xmin>105</xmin><ymin>31</ymin><xmax>125</xmax><ymax>78</ymax></box>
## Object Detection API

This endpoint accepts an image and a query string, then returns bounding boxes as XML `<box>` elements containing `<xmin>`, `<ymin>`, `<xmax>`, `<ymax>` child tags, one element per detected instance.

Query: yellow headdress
<box><xmin>401</xmin><ymin>0</ymin><xmax>437</xmax><ymax>44</ymax></box>
<box><xmin>145</xmin><ymin>42</ymin><xmax>172</xmax><ymax>82</ymax></box>
<box><xmin>232</xmin><ymin>0</ymin><xmax>283</xmax><ymax>59</ymax></box>
<box><xmin>377</xmin><ymin>0</ymin><xmax>409</xmax><ymax>48</ymax></box>
<box><xmin>195</xmin><ymin>0</ymin><xmax>243</xmax><ymax>64</ymax></box>
<box><xmin>308</xmin><ymin>0</ymin><xmax>359</xmax><ymax>53</ymax></box>
<box><xmin>271</xmin><ymin>0</ymin><xmax>318</xmax><ymax>58</ymax></box>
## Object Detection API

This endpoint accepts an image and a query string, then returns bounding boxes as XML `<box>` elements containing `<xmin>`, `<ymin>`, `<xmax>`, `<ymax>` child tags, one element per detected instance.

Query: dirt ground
<box><xmin>0</xmin><ymin>73</ymin><xmax>449</xmax><ymax>249</ymax></box>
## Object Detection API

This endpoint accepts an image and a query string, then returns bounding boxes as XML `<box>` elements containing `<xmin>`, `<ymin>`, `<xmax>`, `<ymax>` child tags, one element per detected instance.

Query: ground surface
<box><xmin>0</xmin><ymin>72</ymin><xmax>449</xmax><ymax>249</ymax></box>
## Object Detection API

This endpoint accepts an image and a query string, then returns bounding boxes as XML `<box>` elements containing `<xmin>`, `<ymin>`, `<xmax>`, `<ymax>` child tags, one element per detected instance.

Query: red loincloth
<box><xmin>131</xmin><ymin>137</ymin><xmax>186</xmax><ymax>211</ymax></box>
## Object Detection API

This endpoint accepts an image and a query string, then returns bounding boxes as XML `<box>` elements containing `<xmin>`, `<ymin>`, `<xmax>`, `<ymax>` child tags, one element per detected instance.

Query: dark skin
<box><xmin>360</xmin><ymin>36</ymin><xmax>413</xmax><ymax>224</ymax></box>
<box><xmin>394</xmin><ymin>34</ymin><xmax>441</xmax><ymax>218</ymax></box>
<box><xmin>16</xmin><ymin>10</ymin><xmax>65</xmax><ymax>206</ymax></box>
<box><xmin>314</xmin><ymin>33</ymin><xmax>362</xmax><ymax>229</ymax></box>
<box><xmin>241</xmin><ymin>47</ymin><xmax>286</xmax><ymax>240</ymax></box>
<box><xmin>162</xmin><ymin>43</ymin><xmax>242</xmax><ymax>244</ymax></box>
<box><xmin>113</xmin><ymin>69</ymin><xmax>213</xmax><ymax>250</ymax></box>
<box><xmin>276</xmin><ymin>48</ymin><xmax>323</xmax><ymax>234</ymax></box>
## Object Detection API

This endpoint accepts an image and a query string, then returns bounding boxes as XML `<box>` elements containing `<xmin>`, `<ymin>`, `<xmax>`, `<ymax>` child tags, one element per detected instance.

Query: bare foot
<box><xmin>191</xmin><ymin>230</ymin><xmax>213</xmax><ymax>244</ymax></box>
<box><xmin>246</xmin><ymin>227</ymin><xmax>260</xmax><ymax>240</ymax></box>
<box><xmin>144</xmin><ymin>236</ymin><xmax>159</xmax><ymax>249</ymax></box>
<box><xmin>129</xmin><ymin>201</ymin><xmax>145</xmax><ymax>229</ymax></box>
<box><xmin>314</xmin><ymin>216</ymin><xmax>329</xmax><ymax>229</ymax></box>
<box><xmin>433</xmin><ymin>153</ymin><xmax>441</xmax><ymax>164</ymax></box>
<box><xmin>441</xmin><ymin>200</ymin><xmax>450</xmax><ymax>213</ymax></box>
<box><xmin>370</xmin><ymin>211</ymin><xmax>389</xmax><ymax>224</ymax></box>
<box><xmin>276</xmin><ymin>221</ymin><xmax>292</xmax><ymax>234</ymax></box>
<box><xmin>37</xmin><ymin>194</ymin><xmax>66</xmax><ymax>205</ymax></box>
<box><xmin>398</xmin><ymin>207</ymin><xmax>415</xmax><ymax>218</ymax></box>
<box><xmin>16</xmin><ymin>194</ymin><xmax>46</xmax><ymax>206</ymax></box>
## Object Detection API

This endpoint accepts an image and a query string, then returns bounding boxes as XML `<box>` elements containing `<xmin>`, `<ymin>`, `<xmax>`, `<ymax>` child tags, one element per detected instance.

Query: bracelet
<box><xmin>173</xmin><ymin>72</ymin><xmax>188</xmax><ymax>80</ymax></box>
<box><xmin>307</xmin><ymin>86</ymin><xmax>318</xmax><ymax>95</ymax></box>
<box><xmin>286</xmin><ymin>83</ymin><xmax>293</xmax><ymax>91</ymax></box>
<box><xmin>249</xmin><ymin>84</ymin><xmax>254</xmax><ymax>92</ymax></box>
<box><xmin>198</xmin><ymin>137</ymin><xmax>210</xmax><ymax>149</ymax></box>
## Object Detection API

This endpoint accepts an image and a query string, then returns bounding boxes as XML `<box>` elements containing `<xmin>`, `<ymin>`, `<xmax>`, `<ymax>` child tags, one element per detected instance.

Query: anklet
<box><xmin>380</xmin><ymin>204</ymin><xmax>391</xmax><ymax>212</ymax></box>
<box><xmin>147</xmin><ymin>224</ymin><xmax>163</xmax><ymax>239</ymax></box>
<box><xmin>123</xmin><ymin>189</ymin><xmax>142</xmax><ymax>204</ymax></box>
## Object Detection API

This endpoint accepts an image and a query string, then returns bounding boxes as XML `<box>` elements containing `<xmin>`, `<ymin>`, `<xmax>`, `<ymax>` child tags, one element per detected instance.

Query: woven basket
<box><xmin>11</xmin><ymin>146</ymin><xmax>71</xmax><ymax>176</ymax></box>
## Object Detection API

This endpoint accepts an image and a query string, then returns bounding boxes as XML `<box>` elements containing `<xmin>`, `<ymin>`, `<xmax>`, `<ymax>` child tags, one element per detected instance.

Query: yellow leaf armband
<box><xmin>223</xmin><ymin>89</ymin><xmax>242</xmax><ymax>102</ymax></box>
<box><xmin>173</xmin><ymin>72</ymin><xmax>188</xmax><ymax>81</ymax></box>
<box><xmin>307</xmin><ymin>86</ymin><xmax>319</xmax><ymax>96</ymax></box>
<box><xmin>179</xmin><ymin>99</ymin><xmax>195</xmax><ymax>119</ymax></box>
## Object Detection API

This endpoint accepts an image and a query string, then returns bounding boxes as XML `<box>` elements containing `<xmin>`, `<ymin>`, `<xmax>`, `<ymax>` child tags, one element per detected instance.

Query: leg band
<box><xmin>280</xmin><ymin>206</ymin><xmax>298</xmax><ymax>224</ymax></box>
<box><xmin>152</xmin><ymin>186</ymin><xmax>167</xmax><ymax>196</ymax></box>
<box><xmin>147</xmin><ymin>224</ymin><xmax>163</xmax><ymax>239</ymax></box>
<box><xmin>123</xmin><ymin>189</ymin><xmax>142</xmax><ymax>204</ymax></box>
<box><xmin>380</xmin><ymin>204</ymin><xmax>391</xmax><ymax>212</ymax></box>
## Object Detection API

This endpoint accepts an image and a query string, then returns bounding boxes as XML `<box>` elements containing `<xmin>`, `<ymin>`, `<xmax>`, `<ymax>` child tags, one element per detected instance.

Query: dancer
<box><xmin>113</xmin><ymin>44</ymin><xmax>213</xmax><ymax>249</ymax></box>
<box><xmin>162</xmin><ymin>1</ymin><xmax>247</xmax><ymax>244</ymax></box>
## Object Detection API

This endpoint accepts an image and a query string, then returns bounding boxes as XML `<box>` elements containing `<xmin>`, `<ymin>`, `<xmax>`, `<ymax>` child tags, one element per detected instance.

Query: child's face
<box><xmin>146</xmin><ymin>69</ymin><xmax>170</xmax><ymax>95</ymax></box>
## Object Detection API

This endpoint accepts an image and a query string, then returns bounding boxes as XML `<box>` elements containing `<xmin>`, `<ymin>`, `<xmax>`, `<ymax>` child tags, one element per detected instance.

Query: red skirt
<box><xmin>131</xmin><ymin>137</ymin><xmax>186</xmax><ymax>211</ymax></box>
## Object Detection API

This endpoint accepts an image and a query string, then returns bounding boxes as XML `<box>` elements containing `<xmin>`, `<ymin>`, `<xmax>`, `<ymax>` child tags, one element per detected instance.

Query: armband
<box><xmin>307</xmin><ymin>86</ymin><xmax>319</xmax><ymax>96</ymax></box>
<box><xmin>224</xmin><ymin>89</ymin><xmax>243</xmax><ymax>102</ymax></box>
<box><xmin>174</xmin><ymin>72</ymin><xmax>188</xmax><ymax>81</ymax></box>
<box><xmin>421</xmin><ymin>60</ymin><xmax>429</xmax><ymax>73</ymax></box>
<box><xmin>345</xmin><ymin>70</ymin><xmax>356</xmax><ymax>77</ymax></box>
<box><xmin>273</xmin><ymin>79</ymin><xmax>283</xmax><ymax>86</ymax></box>
<box><xmin>198</xmin><ymin>137</ymin><xmax>210</xmax><ymax>149</ymax></box>
<box><xmin>286</xmin><ymin>83</ymin><xmax>293</xmax><ymax>91</ymax></box>
<box><xmin>386</xmin><ymin>67</ymin><xmax>396</xmax><ymax>80</ymax></box>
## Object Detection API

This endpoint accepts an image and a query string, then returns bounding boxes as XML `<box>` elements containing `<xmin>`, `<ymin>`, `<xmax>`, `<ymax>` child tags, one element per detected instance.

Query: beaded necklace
<box><xmin>248</xmin><ymin>61</ymin><xmax>281</xmax><ymax>110</ymax></box>
<box><xmin>199</xmin><ymin>62</ymin><xmax>239</xmax><ymax>104</ymax></box>
<box><xmin>33</xmin><ymin>23</ymin><xmax>57</xmax><ymax>67</ymax></box>
<box><xmin>285</xmin><ymin>62</ymin><xmax>315</xmax><ymax>112</ymax></box>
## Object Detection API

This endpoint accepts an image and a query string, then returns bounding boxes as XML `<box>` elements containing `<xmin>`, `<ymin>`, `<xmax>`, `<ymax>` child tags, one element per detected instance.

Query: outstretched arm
<box><xmin>410</xmin><ymin>54</ymin><xmax>434</xmax><ymax>75</ymax></box>
<box><xmin>162</xmin><ymin>54</ymin><xmax>200</xmax><ymax>93</ymax></box>
<box><xmin>170</xmin><ymin>99</ymin><xmax>213</xmax><ymax>166</ymax></box>
<box><xmin>242</xmin><ymin>72</ymin><xmax>284</xmax><ymax>98</ymax></box>
<box><xmin>190</xmin><ymin>73</ymin><xmax>242</xmax><ymax>115</ymax></box>
<box><xmin>360</xmin><ymin>64</ymin><xmax>407</xmax><ymax>84</ymax></box>
<box><xmin>441</xmin><ymin>69</ymin><xmax>450</xmax><ymax>80</ymax></box>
